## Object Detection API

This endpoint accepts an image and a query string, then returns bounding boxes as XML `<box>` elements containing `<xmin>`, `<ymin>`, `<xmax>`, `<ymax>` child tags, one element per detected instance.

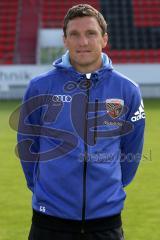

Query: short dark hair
<box><xmin>63</xmin><ymin>4</ymin><xmax>107</xmax><ymax>37</ymax></box>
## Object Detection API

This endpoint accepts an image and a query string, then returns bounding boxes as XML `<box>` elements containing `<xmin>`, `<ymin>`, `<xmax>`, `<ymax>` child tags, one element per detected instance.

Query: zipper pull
<box><xmin>86</xmin><ymin>73</ymin><xmax>91</xmax><ymax>79</ymax></box>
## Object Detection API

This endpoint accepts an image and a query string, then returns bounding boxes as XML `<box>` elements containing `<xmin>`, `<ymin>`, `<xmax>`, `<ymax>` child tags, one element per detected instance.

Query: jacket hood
<box><xmin>53</xmin><ymin>50</ymin><xmax>113</xmax><ymax>74</ymax></box>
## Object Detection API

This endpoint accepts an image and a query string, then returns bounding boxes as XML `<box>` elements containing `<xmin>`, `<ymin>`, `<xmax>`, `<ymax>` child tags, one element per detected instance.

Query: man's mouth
<box><xmin>77</xmin><ymin>50</ymin><xmax>91</xmax><ymax>53</ymax></box>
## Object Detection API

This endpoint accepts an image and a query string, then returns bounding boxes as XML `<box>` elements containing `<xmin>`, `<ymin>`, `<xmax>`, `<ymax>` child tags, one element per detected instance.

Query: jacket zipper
<box><xmin>81</xmin><ymin>76</ymin><xmax>90</xmax><ymax>233</ymax></box>
<box><xmin>94</xmin><ymin>99</ymin><xmax>98</xmax><ymax>144</ymax></box>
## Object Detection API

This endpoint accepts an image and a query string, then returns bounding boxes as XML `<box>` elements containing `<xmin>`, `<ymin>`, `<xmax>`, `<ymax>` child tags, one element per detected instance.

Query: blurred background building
<box><xmin>0</xmin><ymin>0</ymin><xmax>160</xmax><ymax>98</ymax></box>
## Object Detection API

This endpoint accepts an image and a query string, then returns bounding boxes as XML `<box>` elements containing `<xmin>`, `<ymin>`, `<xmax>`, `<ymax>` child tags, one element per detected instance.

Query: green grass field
<box><xmin>0</xmin><ymin>99</ymin><xmax>159</xmax><ymax>240</ymax></box>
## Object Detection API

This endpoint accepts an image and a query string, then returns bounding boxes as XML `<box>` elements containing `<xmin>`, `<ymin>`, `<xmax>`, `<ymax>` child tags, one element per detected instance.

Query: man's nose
<box><xmin>78</xmin><ymin>35</ymin><xmax>88</xmax><ymax>46</ymax></box>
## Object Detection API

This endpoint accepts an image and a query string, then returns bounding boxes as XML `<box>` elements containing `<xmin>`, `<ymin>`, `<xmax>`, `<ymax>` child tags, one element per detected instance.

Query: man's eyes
<box><xmin>69</xmin><ymin>31</ymin><xmax>97</xmax><ymax>37</ymax></box>
<box><xmin>70</xmin><ymin>32</ymin><xmax>79</xmax><ymax>37</ymax></box>
<box><xmin>88</xmin><ymin>31</ymin><xmax>97</xmax><ymax>35</ymax></box>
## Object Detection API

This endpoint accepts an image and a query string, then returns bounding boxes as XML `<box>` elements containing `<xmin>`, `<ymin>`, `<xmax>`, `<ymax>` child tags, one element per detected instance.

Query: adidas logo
<box><xmin>131</xmin><ymin>100</ymin><xmax>145</xmax><ymax>122</ymax></box>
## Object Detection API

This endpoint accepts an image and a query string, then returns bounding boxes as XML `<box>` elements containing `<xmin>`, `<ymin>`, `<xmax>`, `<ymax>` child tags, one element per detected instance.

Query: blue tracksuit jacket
<box><xmin>17</xmin><ymin>52</ymin><xmax>145</xmax><ymax>220</ymax></box>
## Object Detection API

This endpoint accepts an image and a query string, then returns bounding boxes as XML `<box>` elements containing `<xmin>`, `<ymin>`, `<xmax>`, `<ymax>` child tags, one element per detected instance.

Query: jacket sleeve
<box><xmin>17</xmin><ymin>80</ymin><xmax>41</xmax><ymax>192</ymax></box>
<box><xmin>120</xmin><ymin>85</ymin><xmax>145</xmax><ymax>187</ymax></box>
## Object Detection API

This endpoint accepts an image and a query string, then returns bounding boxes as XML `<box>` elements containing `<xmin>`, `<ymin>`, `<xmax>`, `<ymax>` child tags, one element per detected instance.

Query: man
<box><xmin>18</xmin><ymin>4</ymin><xmax>145</xmax><ymax>240</ymax></box>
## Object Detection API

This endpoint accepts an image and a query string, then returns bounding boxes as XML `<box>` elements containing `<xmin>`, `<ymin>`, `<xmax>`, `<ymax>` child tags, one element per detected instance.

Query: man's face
<box><xmin>63</xmin><ymin>16</ymin><xmax>108</xmax><ymax>73</ymax></box>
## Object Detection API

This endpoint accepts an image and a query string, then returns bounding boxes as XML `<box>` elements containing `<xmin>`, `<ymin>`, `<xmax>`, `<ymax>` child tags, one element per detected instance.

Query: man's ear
<box><xmin>102</xmin><ymin>33</ymin><xmax>108</xmax><ymax>48</ymax></box>
<box><xmin>63</xmin><ymin>35</ymin><xmax>68</xmax><ymax>49</ymax></box>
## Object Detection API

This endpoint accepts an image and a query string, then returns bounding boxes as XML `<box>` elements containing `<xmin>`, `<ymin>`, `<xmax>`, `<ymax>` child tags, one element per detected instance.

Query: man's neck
<box><xmin>70</xmin><ymin>58</ymin><xmax>103</xmax><ymax>74</ymax></box>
